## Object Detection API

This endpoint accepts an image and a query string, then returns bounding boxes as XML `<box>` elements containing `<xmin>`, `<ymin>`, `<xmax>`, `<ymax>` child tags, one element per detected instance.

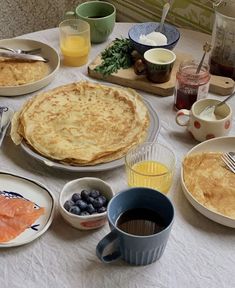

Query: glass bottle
<box><xmin>174</xmin><ymin>60</ymin><xmax>211</xmax><ymax>110</ymax></box>
<box><xmin>209</xmin><ymin>0</ymin><xmax>235</xmax><ymax>80</ymax></box>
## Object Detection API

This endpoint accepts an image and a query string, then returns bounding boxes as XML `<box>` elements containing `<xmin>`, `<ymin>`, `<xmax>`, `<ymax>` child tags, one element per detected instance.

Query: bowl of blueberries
<box><xmin>59</xmin><ymin>177</ymin><xmax>114</xmax><ymax>230</ymax></box>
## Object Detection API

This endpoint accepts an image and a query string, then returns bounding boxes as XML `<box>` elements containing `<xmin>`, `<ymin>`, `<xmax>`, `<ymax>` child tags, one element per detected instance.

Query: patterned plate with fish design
<box><xmin>0</xmin><ymin>171</ymin><xmax>55</xmax><ymax>247</ymax></box>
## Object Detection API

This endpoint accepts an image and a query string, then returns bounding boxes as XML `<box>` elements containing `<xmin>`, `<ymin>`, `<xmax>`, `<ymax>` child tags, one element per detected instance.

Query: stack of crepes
<box><xmin>11</xmin><ymin>81</ymin><xmax>150</xmax><ymax>166</ymax></box>
<box><xmin>183</xmin><ymin>152</ymin><xmax>235</xmax><ymax>219</ymax></box>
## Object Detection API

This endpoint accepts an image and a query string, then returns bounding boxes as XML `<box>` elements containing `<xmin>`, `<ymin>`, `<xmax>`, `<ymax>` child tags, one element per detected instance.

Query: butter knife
<box><xmin>0</xmin><ymin>51</ymin><xmax>48</xmax><ymax>62</ymax></box>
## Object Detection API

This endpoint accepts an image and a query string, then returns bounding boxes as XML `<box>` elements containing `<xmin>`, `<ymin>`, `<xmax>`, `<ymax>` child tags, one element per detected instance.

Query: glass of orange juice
<box><xmin>59</xmin><ymin>19</ymin><xmax>90</xmax><ymax>67</ymax></box>
<box><xmin>125</xmin><ymin>142</ymin><xmax>176</xmax><ymax>194</ymax></box>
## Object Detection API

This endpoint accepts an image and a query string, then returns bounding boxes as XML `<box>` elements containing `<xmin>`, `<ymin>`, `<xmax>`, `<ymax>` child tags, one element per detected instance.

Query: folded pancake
<box><xmin>0</xmin><ymin>57</ymin><xmax>49</xmax><ymax>86</ymax></box>
<box><xmin>11</xmin><ymin>81</ymin><xmax>150</xmax><ymax>165</ymax></box>
<box><xmin>183</xmin><ymin>152</ymin><xmax>235</xmax><ymax>219</ymax></box>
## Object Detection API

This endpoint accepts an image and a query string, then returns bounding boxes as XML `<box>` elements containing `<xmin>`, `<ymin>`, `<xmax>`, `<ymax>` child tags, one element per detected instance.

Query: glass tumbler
<box><xmin>59</xmin><ymin>19</ymin><xmax>90</xmax><ymax>67</ymax></box>
<box><xmin>125</xmin><ymin>142</ymin><xmax>176</xmax><ymax>194</ymax></box>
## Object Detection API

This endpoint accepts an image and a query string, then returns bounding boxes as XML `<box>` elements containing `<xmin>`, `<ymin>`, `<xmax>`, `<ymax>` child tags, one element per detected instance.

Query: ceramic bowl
<box><xmin>59</xmin><ymin>177</ymin><xmax>114</xmax><ymax>230</ymax></box>
<box><xmin>0</xmin><ymin>38</ymin><xmax>60</xmax><ymax>96</ymax></box>
<box><xmin>128</xmin><ymin>22</ymin><xmax>180</xmax><ymax>55</ymax></box>
<box><xmin>181</xmin><ymin>136</ymin><xmax>235</xmax><ymax>228</ymax></box>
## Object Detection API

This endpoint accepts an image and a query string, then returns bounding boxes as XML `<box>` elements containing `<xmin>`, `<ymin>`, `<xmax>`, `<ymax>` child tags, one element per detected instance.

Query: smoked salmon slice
<box><xmin>0</xmin><ymin>193</ymin><xmax>45</xmax><ymax>243</ymax></box>
<box><xmin>0</xmin><ymin>194</ymin><xmax>39</xmax><ymax>218</ymax></box>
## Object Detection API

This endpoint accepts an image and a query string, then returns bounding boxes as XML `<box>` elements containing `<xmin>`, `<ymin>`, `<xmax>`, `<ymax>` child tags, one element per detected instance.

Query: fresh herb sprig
<box><xmin>94</xmin><ymin>38</ymin><xmax>134</xmax><ymax>76</ymax></box>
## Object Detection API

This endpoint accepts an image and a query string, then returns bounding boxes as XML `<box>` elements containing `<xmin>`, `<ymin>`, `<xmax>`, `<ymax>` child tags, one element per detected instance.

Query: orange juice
<box><xmin>127</xmin><ymin>160</ymin><xmax>173</xmax><ymax>194</ymax></box>
<box><xmin>60</xmin><ymin>35</ymin><xmax>90</xmax><ymax>67</ymax></box>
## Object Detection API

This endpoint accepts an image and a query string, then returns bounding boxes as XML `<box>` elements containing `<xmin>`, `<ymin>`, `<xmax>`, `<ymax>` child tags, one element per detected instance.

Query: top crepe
<box><xmin>11</xmin><ymin>81</ymin><xmax>150</xmax><ymax>166</ymax></box>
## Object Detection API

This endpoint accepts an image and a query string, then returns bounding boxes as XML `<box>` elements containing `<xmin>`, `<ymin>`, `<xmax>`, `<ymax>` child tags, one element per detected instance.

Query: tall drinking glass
<box><xmin>59</xmin><ymin>19</ymin><xmax>90</xmax><ymax>67</ymax></box>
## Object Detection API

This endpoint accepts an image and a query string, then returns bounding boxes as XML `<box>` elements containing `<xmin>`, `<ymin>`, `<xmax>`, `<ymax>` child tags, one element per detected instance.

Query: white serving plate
<box><xmin>0</xmin><ymin>171</ymin><xmax>55</xmax><ymax>247</ymax></box>
<box><xmin>0</xmin><ymin>39</ymin><xmax>60</xmax><ymax>96</ymax></box>
<box><xmin>20</xmin><ymin>99</ymin><xmax>160</xmax><ymax>172</ymax></box>
<box><xmin>181</xmin><ymin>136</ymin><xmax>235</xmax><ymax>228</ymax></box>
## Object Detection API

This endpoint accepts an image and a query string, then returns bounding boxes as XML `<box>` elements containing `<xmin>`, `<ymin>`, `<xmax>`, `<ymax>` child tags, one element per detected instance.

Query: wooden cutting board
<box><xmin>88</xmin><ymin>49</ymin><xmax>235</xmax><ymax>97</ymax></box>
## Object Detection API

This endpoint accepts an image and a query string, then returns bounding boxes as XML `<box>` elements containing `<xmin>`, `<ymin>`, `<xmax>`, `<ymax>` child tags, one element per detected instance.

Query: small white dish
<box><xmin>181</xmin><ymin>136</ymin><xmax>235</xmax><ymax>228</ymax></box>
<box><xmin>0</xmin><ymin>106</ymin><xmax>14</xmax><ymax>146</ymax></box>
<box><xmin>59</xmin><ymin>177</ymin><xmax>114</xmax><ymax>230</ymax></box>
<box><xmin>0</xmin><ymin>171</ymin><xmax>55</xmax><ymax>247</ymax></box>
<box><xmin>0</xmin><ymin>39</ymin><xmax>60</xmax><ymax>96</ymax></box>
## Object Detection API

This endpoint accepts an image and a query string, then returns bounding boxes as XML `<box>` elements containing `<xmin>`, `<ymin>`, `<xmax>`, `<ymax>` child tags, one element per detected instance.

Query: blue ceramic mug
<box><xmin>96</xmin><ymin>187</ymin><xmax>174</xmax><ymax>266</ymax></box>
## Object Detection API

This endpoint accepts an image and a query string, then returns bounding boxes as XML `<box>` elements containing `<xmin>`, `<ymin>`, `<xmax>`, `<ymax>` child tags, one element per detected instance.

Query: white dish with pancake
<box><xmin>0</xmin><ymin>39</ymin><xmax>60</xmax><ymax>96</ymax></box>
<box><xmin>11</xmin><ymin>82</ymin><xmax>160</xmax><ymax>171</ymax></box>
<box><xmin>181</xmin><ymin>136</ymin><xmax>235</xmax><ymax>228</ymax></box>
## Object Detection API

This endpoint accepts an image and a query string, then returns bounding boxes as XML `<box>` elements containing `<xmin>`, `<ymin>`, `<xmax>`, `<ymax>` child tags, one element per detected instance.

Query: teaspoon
<box><xmin>158</xmin><ymin>3</ymin><xmax>171</xmax><ymax>33</ymax></box>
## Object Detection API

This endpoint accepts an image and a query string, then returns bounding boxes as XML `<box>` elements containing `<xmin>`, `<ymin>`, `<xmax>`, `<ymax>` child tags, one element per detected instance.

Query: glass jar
<box><xmin>209</xmin><ymin>0</ymin><xmax>235</xmax><ymax>80</ymax></box>
<box><xmin>174</xmin><ymin>60</ymin><xmax>211</xmax><ymax>110</ymax></box>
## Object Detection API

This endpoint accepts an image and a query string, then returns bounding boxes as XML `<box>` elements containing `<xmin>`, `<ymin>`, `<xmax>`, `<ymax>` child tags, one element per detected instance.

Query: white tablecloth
<box><xmin>0</xmin><ymin>23</ymin><xmax>235</xmax><ymax>288</ymax></box>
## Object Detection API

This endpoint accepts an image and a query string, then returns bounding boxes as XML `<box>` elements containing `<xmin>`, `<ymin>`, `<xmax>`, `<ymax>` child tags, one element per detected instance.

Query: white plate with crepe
<box><xmin>20</xmin><ymin>98</ymin><xmax>160</xmax><ymax>172</ymax></box>
<box><xmin>0</xmin><ymin>171</ymin><xmax>55</xmax><ymax>247</ymax></box>
<box><xmin>0</xmin><ymin>39</ymin><xmax>60</xmax><ymax>96</ymax></box>
<box><xmin>181</xmin><ymin>136</ymin><xmax>235</xmax><ymax>228</ymax></box>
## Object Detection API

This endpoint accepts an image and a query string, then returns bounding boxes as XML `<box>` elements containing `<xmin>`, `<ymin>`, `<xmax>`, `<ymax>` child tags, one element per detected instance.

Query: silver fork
<box><xmin>0</xmin><ymin>47</ymin><xmax>41</xmax><ymax>54</ymax></box>
<box><xmin>221</xmin><ymin>152</ymin><xmax>235</xmax><ymax>173</ymax></box>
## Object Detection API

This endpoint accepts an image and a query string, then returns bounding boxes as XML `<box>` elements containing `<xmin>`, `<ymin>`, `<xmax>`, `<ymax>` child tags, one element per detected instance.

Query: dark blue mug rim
<box><xmin>107</xmin><ymin>187</ymin><xmax>174</xmax><ymax>239</ymax></box>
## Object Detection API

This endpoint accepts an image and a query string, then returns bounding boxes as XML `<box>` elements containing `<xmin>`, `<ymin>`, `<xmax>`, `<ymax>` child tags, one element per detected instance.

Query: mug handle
<box><xmin>175</xmin><ymin>109</ymin><xmax>190</xmax><ymax>126</ymax></box>
<box><xmin>65</xmin><ymin>11</ymin><xmax>76</xmax><ymax>19</ymax></box>
<box><xmin>96</xmin><ymin>230</ymin><xmax>121</xmax><ymax>263</ymax></box>
<box><xmin>134</xmin><ymin>59</ymin><xmax>146</xmax><ymax>75</ymax></box>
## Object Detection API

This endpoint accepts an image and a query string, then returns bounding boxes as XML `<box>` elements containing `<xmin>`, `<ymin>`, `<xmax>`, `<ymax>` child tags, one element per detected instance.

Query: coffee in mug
<box><xmin>116</xmin><ymin>208</ymin><xmax>166</xmax><ymax>236</ymax></box>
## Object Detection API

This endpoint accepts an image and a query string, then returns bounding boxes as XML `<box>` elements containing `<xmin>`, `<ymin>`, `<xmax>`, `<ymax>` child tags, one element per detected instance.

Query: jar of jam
<box><xmin>174</xmin><ymin>60</ymin><xmax>211</xmax><ymax>110</ymax></box>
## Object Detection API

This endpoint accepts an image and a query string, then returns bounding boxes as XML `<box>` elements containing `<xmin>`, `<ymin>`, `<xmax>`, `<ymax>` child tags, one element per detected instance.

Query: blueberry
<box><xmin>64</xmin><ymin>200</ymin><xmax>75</xmax><ymax>211</ymax></box>
<box><xmin>89</xmin><ymin>189</ymin><xmax>100</xmax><ymax>198</ymax></box>
<box><xmin>80</xmin><ymin>211</ymin><xmax>90</xmax><ymax>216</ymax></box>
<box><xmin>69</xmin><ymin>206</ymin><xmax>81</xmax><ymax>215</ymax></box>
<box><xmin>93</xmin><ymin>196</ymin><xmax>106</xmax><ymax>208</ymax></box>
<box><xmin>99</xmin><ymin>195</ymin><xmax>107</xmax><ymax>206</ymax></box>
<box><xmin>87</xmin><ymin>196</ymin><xmax>95</xmax><ymax>204</ymax></box>
<box><xmin>97</xmin><ymin>206</ymin><xmax>106</xmax><ymax>213</ymax></box>
<box><xmin>86</xmin><ymin>203</ymin><xmax>96</xmax><ymax>214</ymax></box>
<box><xmin>81</xmin><ymin>189</ymin><xmax>90</xmax><ymax>201</ymax></box>
<box><xmin>76</xmin><ymin>199</ymin><xmax>88</xmax><ymax>210</ymax></box>
<box><xmin>71</xmin><ymin>193</ymin><xmax>81</xmax><ymax>202</ymax></box>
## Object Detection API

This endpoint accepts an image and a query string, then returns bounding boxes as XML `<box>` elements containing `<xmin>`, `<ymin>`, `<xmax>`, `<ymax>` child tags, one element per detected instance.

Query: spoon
<box><xmin>158</xmin><ymin>2</ymin><xmax>171</xmax><ymax>33</ymax></box>
<box><xmin>196</xmin><ymin>42</ymin><xmax>212</xmax><ymax>74</ymax></box>
<box><xmin>201</xmin><ymin>91</ymin><xmax>235</xmax><ymax>115</ymax></box>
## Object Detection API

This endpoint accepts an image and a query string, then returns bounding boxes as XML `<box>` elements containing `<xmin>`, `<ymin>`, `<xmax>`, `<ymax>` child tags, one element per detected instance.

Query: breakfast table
<box><xmin>0</xmin><ymin>23</ymin><xmax>235</xmax><ymax>288</ymax></box>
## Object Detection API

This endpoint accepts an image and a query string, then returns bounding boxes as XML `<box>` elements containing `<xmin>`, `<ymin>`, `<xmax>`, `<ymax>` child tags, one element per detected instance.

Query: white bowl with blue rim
<box><xmin>128</xmin><ymin>22</ymin><xmax>180</xmax><ymax>55</ymax></box>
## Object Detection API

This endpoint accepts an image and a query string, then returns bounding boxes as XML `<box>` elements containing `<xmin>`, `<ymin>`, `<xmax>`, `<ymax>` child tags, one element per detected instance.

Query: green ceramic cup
<box><xmin>66</xmin><ymin>1</ymin><xmax>116</xmax><ymax>43</ymax></box>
